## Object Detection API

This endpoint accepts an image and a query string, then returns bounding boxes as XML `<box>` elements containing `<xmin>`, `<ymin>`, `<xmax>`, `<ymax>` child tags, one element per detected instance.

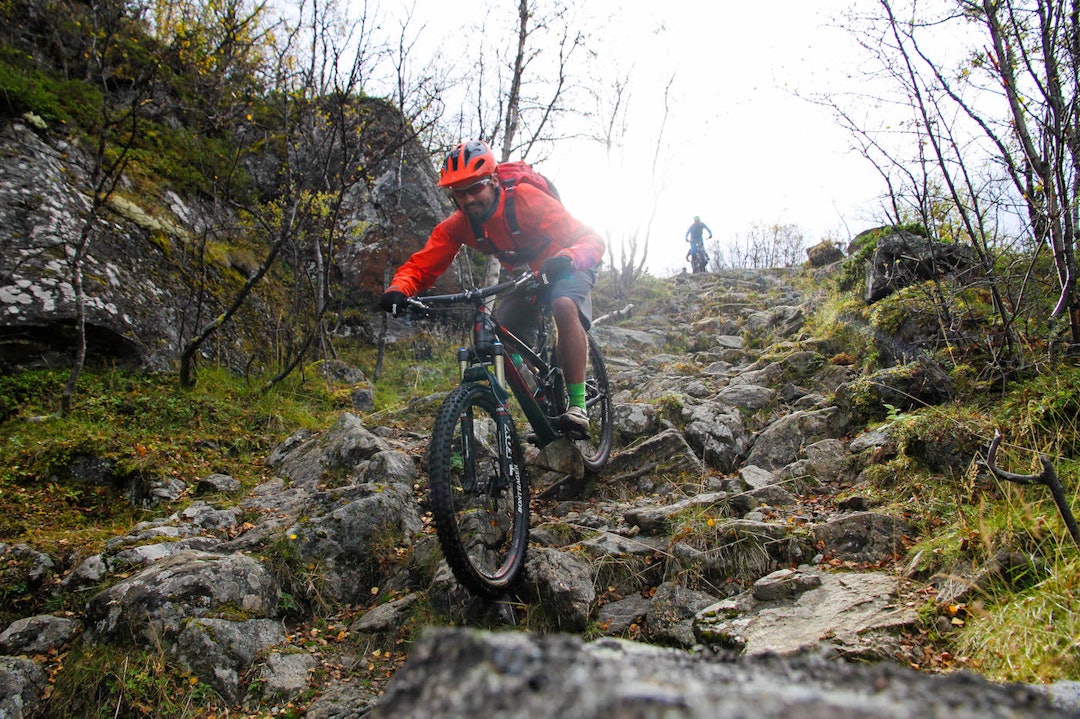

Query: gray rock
<box><xmin>737</xmin><ymin>464</ymin><xmax>776</xmax><ymax>490</ymax></box>
<box><xmin>352</xmin><ymin>594</ymin><xmax>421</xmax><ymax>634</ymax></box>
<box><xmin>813</xmin><ymin>511</ymin><xmax>916</xmax><ymax>563</ymax></box>
<box><xmin>271</xmin><ymin>413</ymin><xmax>394</xmax><ymax>489</ymax></box>
<box><xmin>522</xmin><ymin>548</ymin><xmax>596</xmax><ymax>631</ymax></box>
<box><xmin>589</xmin><ymin>325</ymin><xmax>663</xmax><ymax>354</ymax></box>
<box><xmin>623</xmin><ymin>492</ymin><xmax>730</xmax><ymax>536</ymax></box>
<box><xmin>602</xmin><ymin>428</ymin><xmax>704</xmax><ymax>487</ymax></box>
<box><xmin>695</xmin><ymin>569</ymin><xmax>917</xmax><ymax>658</ymax></box>
<box><xmin>58</xmin><ymin>553</ymin><xmax>107</xmax><ymax>593</ymax></box>
<box><xmin>304</xmin><ymin>681</ymin><xmax>381</xmax><ymax>718</ymax></box>
<box><xmin>681</xmin><ymin>401</ymin><xmax>748</xmax><ymax>473</ymax></box>
<box><xmin>751</xmin><ymin>568</ymin><xmax>822</xmax><ymax>601</ymax></box>
<box><xmin>864</xmin><ymin>229</ymin><xmax>978</xmax><ymax>302</ymax></box>
<box><xmin>372</xmin><ymin>627</ymin><xmax>1072</xmax><ymax>718</ymax></box>
<box><xmin>715</xmin><ymin>383</ymin><xmax>776</xmax><ymax>411</ymax></box>
<box><xmin>576</xmin><ymin>532</ymin><xmax>666</xmax><ymax>596</ymax></box>
<box><xmin>613</xmin><ymin>402</ymin><xmax>659</xmax><ymax>440</ymax></box>
<box><xmin>196</xmin><ymin>473</ymin><xmax>243</xmax><ymax>495</ymax></box>
<box><xmin>175</xmin><ymin>618</ymin><xmax>285</xmax><ymax>703</ymax></box>
<box><xmin>644</xmin><ymin>581</ymin><xmax>717</xmax><ymax>647</ymax></box>
<box><xmin>596</xmin><ymin>595</ymin><xmax>651</xmax><ymax>636</ymax></box>
<box><xmin>745</xmin><ymin>407</ymin><xmax>844</xmax><ymax>471</ymax></box>
<box><xmin>286</xmin><ymin>480</ymin><xmax>423</xmax><ymax>603</ymax></box>
<box><xmin>536</xmin><ymin>437</ymin><xmax>585</xmax><ymax>477</ymax></box>
<box><xmin>848</xmin><ymin>425</ymin><xmax>897</xmax><ymax>453</ymax></box>
<box><xmin>666</xmin><ymin>520</ymin><xmax>799</xmax><ymax>586</ymax></box>
<box><xmin>85</xmin><ymin>550</ymin><xmax>279</xmax><ymax>642</ymax></box>
<box><xmin>256</xmin><ymin>652</ymin><xmax>316</xmax><ymax>701</ymax></box>
<box><xmin>0</xmin><ymin>656</ymin><xmax>46</xmax><ymax>719</ymax></box>
<box><xmin>177</xmin><ymin>501</ymin><xmax>241</xmax><ymax>531</ymax></box>
<box><xmin>0</xmin><ymin>615</ymin><xmax>81</xmax><ymax>655</ymax></box>
<box><xmin>746</xmin><ymin>484</ymin><xmax>797</xmax><ymax>507</ymax></box>
<box><xmin>1042</xmin><ymin>680</ymin><xmax>1080</xmax><ymax>714</ymax></box>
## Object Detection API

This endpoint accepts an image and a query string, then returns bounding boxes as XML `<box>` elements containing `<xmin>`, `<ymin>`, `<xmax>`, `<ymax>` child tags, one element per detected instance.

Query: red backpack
<box><xmin>495</xmin><ymin>160</ymin><xmax>562</xmax><ymax>236</ymax></box>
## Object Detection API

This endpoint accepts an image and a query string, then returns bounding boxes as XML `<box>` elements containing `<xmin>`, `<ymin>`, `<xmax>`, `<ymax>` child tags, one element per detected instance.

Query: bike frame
<box><xmin>409</xmin><ymin>272</ymin><xmax>564</xmax><ymax>449</ymax></box>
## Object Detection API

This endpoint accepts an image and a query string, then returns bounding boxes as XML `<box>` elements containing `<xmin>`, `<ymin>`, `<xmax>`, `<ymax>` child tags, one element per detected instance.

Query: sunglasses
<box><xmin>449</xmin><ymin>177</ymin><xmax>493</xmax><ymax>199</ymax></box>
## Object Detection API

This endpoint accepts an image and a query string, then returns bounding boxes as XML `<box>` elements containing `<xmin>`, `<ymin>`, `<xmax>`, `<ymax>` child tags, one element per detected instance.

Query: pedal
<box><xmin>556</xmin><ymin>416</ymin><xmax>590</xmax><ymax>440</ymax></box>
<box><xmin>562</xmin><ymin>427</ymin><xmax>589</xmax><ymax>440</ymax></box>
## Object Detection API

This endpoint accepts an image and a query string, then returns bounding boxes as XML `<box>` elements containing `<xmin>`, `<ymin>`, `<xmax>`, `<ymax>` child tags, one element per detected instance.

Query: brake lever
<box><xmin>400</xmin><ymin>297</ymin><xmax>429</xmax><ymax>319</ymax></box>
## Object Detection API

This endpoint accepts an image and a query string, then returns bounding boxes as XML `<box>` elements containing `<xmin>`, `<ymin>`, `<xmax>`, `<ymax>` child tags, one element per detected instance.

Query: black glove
<box><xmin>541</xmin><ymin>254</ymin><xmax>573</xmax><ymax>282</ymax></box>
<box><xmin>380</xmin><ymin>290</ymin><xmax>408</xmax><ymax>316</ymax></box>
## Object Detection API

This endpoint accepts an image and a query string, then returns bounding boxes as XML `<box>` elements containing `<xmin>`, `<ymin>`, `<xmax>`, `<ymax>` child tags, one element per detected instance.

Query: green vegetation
<box><xmin>824</xmin><ymin>361</ymin><xmax>1080</xmax><ymax>683</ymax></box>
<box><xmin>48</xmin><ymin>643</ymin><xmax>219</xmax><ymax>718</ymax></box>
<box><xmin>0</xmin><ymin>366</ymin><xmax>341</xmax><ymax>618</ymax></box>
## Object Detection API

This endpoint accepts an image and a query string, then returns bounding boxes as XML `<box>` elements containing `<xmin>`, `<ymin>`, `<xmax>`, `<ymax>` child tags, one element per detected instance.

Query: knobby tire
<box><xmin>427</xmin><ymin>382</ymin><xmax>529</xmax><ymax>598</ymax></box>
<box><xmin>578</xmin><ymin>334</ymin><xmax>614</xmax><ymax>471</ymax></box>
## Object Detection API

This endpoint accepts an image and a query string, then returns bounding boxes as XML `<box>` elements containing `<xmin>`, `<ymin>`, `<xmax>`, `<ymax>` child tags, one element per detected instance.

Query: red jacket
<box><xmin>388</xmin><ymin>183</ymin><xmax>605</xmax><ymax>297</ymax></box>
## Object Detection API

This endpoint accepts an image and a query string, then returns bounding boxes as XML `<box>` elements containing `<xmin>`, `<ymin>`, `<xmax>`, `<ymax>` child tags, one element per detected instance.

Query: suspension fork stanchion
<box><xmin>487</xmin><ymin>342</ymin><xmax>519</xmax><ymax>492</ymax></box>
<box><xmin>457</xmin><ymin>347</ymin><xmax>469</xmax><ymax>379</ymax></box>
<box><xmin>492</xmin><ymin>341</ymin><xmax>506</xmax><ymax>390</ymax></box>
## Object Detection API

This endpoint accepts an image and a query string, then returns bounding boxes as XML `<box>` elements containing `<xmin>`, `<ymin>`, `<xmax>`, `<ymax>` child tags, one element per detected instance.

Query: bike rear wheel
<box><xmin>547</xmin><ymin>333</ymin><xmax>614</xmax><ymax>472</ymax></box>
<box><xmin>578</xmin><ymin>334</ymin><xmax>614</xmax><ymax>471</ymax></box>
<box><xmin>427</xmin><ymin>382</ymin><xmax>529</xmax><ymax>598</ymax></box>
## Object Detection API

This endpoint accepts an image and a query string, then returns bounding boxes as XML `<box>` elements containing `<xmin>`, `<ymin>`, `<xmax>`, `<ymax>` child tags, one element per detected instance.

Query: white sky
<box><xmin>386</xmin><ymin>0</ymin><xmax>887</xmax><ymax>276</ymax></box>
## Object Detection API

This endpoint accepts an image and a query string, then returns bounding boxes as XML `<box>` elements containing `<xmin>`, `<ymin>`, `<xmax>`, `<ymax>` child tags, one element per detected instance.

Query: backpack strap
<box><xmin>469</xmin><ymin>210</ymin><xmax>549</xmax><ymax>267</ymax></box>
<box><xmin>502</xmin><ymin>179</ymin><xmax>523</xmax><ymax>236</ymax></box>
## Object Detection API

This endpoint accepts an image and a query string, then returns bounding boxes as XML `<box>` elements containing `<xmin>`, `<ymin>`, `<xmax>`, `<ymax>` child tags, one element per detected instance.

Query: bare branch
<box><xmin>987</xmin><ymin>429</ymin><xmax>1080</xmax><ymax>545</ymax></box>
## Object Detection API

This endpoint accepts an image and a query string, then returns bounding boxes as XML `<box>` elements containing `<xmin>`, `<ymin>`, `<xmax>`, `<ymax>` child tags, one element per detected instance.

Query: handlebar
<box><xmin>403</xmin><ymin>271</ymin><xmax>547</xmax><ymax>314</ymax></box>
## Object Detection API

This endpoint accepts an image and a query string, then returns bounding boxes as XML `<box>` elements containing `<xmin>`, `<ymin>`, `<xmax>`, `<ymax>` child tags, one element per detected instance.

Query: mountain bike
<box><xmin>404</xmin><ymin>271</ymin><xmax>614</xmax><ymax>598</ymax></box>
<box><xmin>688</xmin><ymin>242</ymin><xmax>708</xmax><ymax>274</ymax></box>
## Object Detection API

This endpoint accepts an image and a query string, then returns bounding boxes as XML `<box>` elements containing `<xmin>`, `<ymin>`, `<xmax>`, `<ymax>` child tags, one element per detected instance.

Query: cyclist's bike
<box><xmin>687</xmin><ymin>242</ymin><xmax>708</xmax><ymax>274</ymax></box>
<box><xmin>404</xmin><ymin>271</ymin><xmax>614</xmax><ymax>598</ymax></box>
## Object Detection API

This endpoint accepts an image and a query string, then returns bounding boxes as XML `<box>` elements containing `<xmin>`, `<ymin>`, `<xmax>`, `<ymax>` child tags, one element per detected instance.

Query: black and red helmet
<box><xmin>438</xmin><ymin>140</ymin><xmax>497</xmax><ymax>187</ymax></box>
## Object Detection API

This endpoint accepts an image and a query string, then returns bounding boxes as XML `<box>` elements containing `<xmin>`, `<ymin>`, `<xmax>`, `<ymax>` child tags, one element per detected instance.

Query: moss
<box><xmin>0</xmin><ymin>46</ymin><xmax>103</xmax><ymax>126</ymax></box>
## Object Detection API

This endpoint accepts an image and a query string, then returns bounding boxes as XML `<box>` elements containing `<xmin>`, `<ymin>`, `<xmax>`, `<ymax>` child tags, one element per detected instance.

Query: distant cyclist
<box><xmin>685</xmin><ymin>216</ymin><xmax>712</xmax><ymax>273</ymax></box>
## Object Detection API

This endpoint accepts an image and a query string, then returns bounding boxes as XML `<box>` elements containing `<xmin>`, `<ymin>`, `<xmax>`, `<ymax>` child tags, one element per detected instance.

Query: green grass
<box><xmin>854</xmin><ymin>363</ymin><xmax>1080</xmax><ymax>683</ymax></box>
<box><xmin>45</xmin><ymin>642</ymin><xmax>224</xmax><ymax>717</ymax></box>
<box><xmin>954</xmin><ymin>553</ymin><xmax>1080</xmax><ymax>682</ymax></box>
<box><xmin>0</xmin><ymin>366</ymin><xmax>342</xmax><ymax>609</ymax></box>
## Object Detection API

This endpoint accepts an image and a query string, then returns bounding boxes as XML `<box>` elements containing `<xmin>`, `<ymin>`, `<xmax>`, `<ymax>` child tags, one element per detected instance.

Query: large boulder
<box><xmin>84</xmin><ymin>550</ymin><xmax>279</xmax><ymax>643</ymax></box>
<box><xmin>0</xmin><ymin>121</ymin><xmax>185</xmax><ymax>371</ymax></box>
<box><xmin>864</xmin><ymin>229</ymin><xmax>979</xmax><ymax>302</ymax></box>
<box><xmin>0</xmin><ymin>99</ymin><xmax>444</xmax><ymax>372</ymax></box>
<box><xmin>369</xmin><ymin>627</ymin><xmax>1073</xmax><ymax>718</ymax></box>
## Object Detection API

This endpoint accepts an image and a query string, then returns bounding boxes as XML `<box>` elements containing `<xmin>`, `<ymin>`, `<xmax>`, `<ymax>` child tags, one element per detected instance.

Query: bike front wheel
<box><xmin>427</xmin><ymin>382</ymin><xmax>529</xmax><ymax>598</ymax></box>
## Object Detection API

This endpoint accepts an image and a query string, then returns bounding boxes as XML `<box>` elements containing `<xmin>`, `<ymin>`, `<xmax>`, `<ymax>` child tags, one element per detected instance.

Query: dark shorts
<box><xmin>495</xmin><ymin>267</ymin><xmax>597</xmax><ymax>347</ymax></box>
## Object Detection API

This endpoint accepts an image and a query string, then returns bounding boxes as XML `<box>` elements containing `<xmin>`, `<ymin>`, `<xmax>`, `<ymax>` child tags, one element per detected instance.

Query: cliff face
<box><xmin>0</xmin><ymin>101</ymin><xmax>447</xmax><ymax>373</ymax></box>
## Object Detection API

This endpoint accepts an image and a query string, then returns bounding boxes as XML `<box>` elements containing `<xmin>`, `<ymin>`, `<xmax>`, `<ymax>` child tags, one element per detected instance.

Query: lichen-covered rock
<box><xmin>0</xmin><ymin>656</ymin><xmax>46</xmax><ymax>719</ymax></box>
<box><xmin>175</xmin><ymin>618</ymin><xmax>285</xmax><ymax>703</ymax></box>
<box><xmin>84</xmin><ymin>550</ymin><xmax>279</xmax><ymax>643</ymax></box>
<box><xmin>371</xmin><ymin>628</ymin><xmax>1071</xmax><ymax>719</ymax></box>
<box><xmin>0</xmin><ymin>614</ymin><xmax>80</xmax><ymax>655</ymax></box>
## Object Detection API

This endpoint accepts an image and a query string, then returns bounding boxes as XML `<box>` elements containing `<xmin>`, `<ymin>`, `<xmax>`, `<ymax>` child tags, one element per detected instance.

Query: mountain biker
<box><xmin>379</xmin><ymin>140</ymin><xmax>606</xmax><ymax>436</ymax></box>
<box><xmin>685</xmin><ymin>215</ymin><xmax>712</xmax><ymax>272</ymax></box>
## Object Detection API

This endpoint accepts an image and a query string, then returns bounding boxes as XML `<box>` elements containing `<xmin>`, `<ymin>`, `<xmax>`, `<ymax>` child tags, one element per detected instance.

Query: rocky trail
<box><xmin>2</xmin><ymin>267</ymin><xmax>1078</xmax><ymax>718</ymax></box>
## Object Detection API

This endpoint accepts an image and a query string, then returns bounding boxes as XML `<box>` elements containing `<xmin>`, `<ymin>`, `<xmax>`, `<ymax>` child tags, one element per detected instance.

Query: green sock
<box><xmin>567</xmin><ymin>382</ymin><xmax>586</xmax><ymax>410</ymax></box>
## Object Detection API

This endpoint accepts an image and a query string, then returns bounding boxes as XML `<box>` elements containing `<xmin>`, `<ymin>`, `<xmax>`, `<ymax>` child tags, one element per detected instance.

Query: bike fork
<box><xmin>494</xmin><ymin>402</ymin><xmax>519</xmax><ymax>493</ymax></box>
